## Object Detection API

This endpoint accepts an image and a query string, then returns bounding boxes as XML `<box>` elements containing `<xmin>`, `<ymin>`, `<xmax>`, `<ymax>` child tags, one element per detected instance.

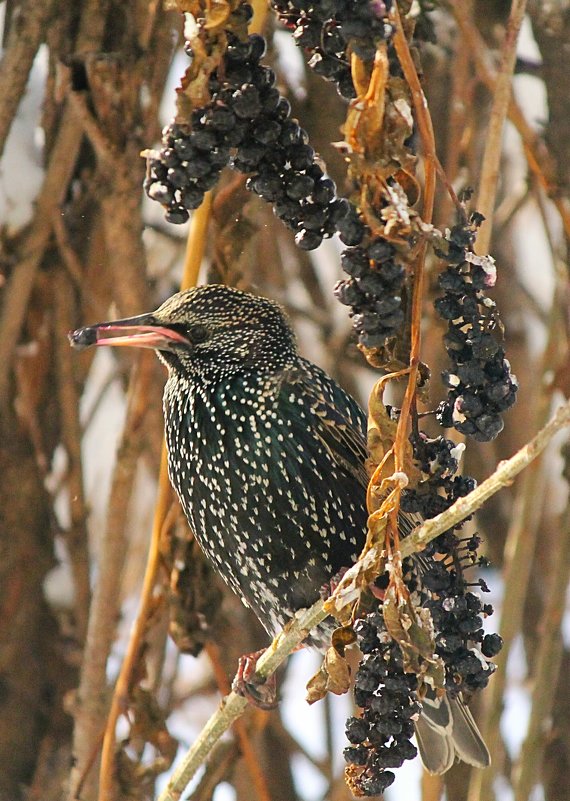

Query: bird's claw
<box><xmin>232</xmin><ymin>650</ymin><xmax>278</xmax><ymax>710</ymax></box>
<box><xmin>319</xmin><ymin>566</ymin><xmax>349</xmax><ymax>600</ymax></box>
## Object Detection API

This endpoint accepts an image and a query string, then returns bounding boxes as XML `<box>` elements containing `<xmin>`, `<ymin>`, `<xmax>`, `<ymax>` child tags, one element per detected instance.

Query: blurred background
<box><xmin>0</xmin><ymin>1</ymin><xmax>569</xmax><ymax>800</ymax></box>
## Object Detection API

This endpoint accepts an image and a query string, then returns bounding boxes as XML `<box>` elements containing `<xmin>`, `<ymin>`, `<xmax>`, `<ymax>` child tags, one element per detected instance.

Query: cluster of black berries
<box><xmin>145</xmin><ymin>18</ymin><xmax>381</xmax><ymax>252</ymax></box>
<box><xmin>345</xmin><ymin>611</ymin><xmax>419</xmax><ymax>796</ymax></box>
<box><xmin>145</xmin><ymin>10</ymin><xmax>261</xmax><ymax>223</ymax></box>
<box><xmin>401</xmin><ymin>432</ymin><xmax>502</xmax><ymax>696</ymax></box>
<box><xmin>334</xmin><ymin>236</ymin><xmax>406</xmax><ymax>348</ymax></box>
<box><xmin>145</xmin><ymin>115</ymin><xmax>228</xmax><ymax>224</ymax></box>
<box><xmin>223</xmin><ymin>40</ymin><xmax>372</xmax><ymax>250</ymax></box>
<box><xmin>271</xmin><ymin>0</ymin><xmax>392</xmax><ymax>100</ymax></box>
<box><xmin>345</xmin><ymin>516</ymin><xmax>501</xmax><ymax>788</ymax></box>
<box><xmin>434</xmin><ymin>214</ymin><xmax>518</xmax><ymax>442</ymax></box>
<box><xmin>421</xmin><ymin>531</ymin><xmax>502</xmax><ymax>696</ymax></box>
<box><xmin>240</xmin><ymin>116</ymin><xmax>350</xmax><ymax>251</ymax></box>
<box><xmin>402</xmin><ymin>434</ymin><xmax>475</xmax><ymax>520</ymax></box>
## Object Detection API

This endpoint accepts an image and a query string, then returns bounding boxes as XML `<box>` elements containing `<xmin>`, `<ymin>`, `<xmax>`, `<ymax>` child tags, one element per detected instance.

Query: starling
<box><xmin>70</xmin><ymin>283</ymin><xmax>490</xmax><ymax>774</ymax></box>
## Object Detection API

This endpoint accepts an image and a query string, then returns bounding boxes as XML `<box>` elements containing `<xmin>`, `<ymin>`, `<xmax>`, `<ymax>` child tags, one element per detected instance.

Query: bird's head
<box><xmin>69</xmin><ymin>284</ymin><xmax>298</xmax><ymax>381</ymax></box>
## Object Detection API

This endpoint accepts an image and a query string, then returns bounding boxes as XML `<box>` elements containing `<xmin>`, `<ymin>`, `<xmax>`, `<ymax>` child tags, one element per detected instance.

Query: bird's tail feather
<box><xmin>415</xmin><ymin>691</ymin><xmax>490</xmax><ymax>774</ymax></box>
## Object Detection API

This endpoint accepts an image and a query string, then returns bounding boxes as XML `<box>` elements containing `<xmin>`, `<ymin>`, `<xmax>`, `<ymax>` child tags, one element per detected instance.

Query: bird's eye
<box><xmin>189</xmin><ymin>324</ymin><xmax>209</xmax><ymax>343</ymax></box>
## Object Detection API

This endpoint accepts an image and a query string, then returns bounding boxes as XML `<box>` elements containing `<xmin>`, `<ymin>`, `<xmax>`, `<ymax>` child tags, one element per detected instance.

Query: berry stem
<box><xmin>388</xmin><ymin>3</ymin><xmax>437</xmax><ymax>521</ymax></box>
<box><xmin>182</xmin><ymin>190</ymin><xmax>213</xmax><ymax>289</ymax></box>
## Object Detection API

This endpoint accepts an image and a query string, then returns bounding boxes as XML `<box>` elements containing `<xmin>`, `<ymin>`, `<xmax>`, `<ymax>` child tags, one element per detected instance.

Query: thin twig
<box><xmin>54</xmin><ymin>271</ymin><xmax>91</xmax><ymax>643</ymax></box>
<box><xmin>70</xmin><ymin>354</ymin><xmax>157</xmax><ymax>801</ymax></box>
<box><xmin>473</xmin><ymin>0</ymin><xmax>527</xmax><ymax>254</ymax></box>
<box><xmin>452</xmin><ymin>0</ymin><xmax>526</xmax><ymax>253</ymax></box>
<box><xmin>68</xmin><ymin>90</ymin><xmax>119</xmax><ymax>170</ymax></box>
<box><xmin>156</xmin><ymin>398</ymin><xmax>570</xmax><ymax>801</ymax></box>
<box><xmin>388</xmin><ymin>5</ymin><xmax>437</xmax><ymax>541</ymax></box>
<box><xmin>52</xmin><ymin>211</ymin><xmax>87</xmax><ymax>288</ymax></box>
<box><xmin>438</xmin><ymin>8</ymin><xmax>472</xmax><ymax>226</ymax></box>
<box><xmin>450</xmin><ymin>1</ymin><xmax>564</xmax><ymax>252</ymax></box>
<box><xmin>182</xmin><ymin>193</ymin><xmax>212</xmax><ymax>286</ymax></box>
<box><xmin>98</xmin><ymin>198</ymin><xmax>211</xmax><ymax>800</ymax></box>
<box><xmin>98</xmin><ymin>446</ymin><xmax>172</xmax><ymax>801</ymax></box>
<box><xmin>188</xmin><ymin>738</ymin><xmax>241</xmax><ymax>801</ymax></box>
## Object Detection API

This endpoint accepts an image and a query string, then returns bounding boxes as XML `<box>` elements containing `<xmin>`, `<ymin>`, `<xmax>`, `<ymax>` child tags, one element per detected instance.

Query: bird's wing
<box><xmin>264</xmin><ymin>364</ymin><xmax>429</xmax><ymax>551</ymax></box>
<box><xmin>266</xmin><ymin>362</ymin><xmax>369</xmax><ymax>489</ymax></box>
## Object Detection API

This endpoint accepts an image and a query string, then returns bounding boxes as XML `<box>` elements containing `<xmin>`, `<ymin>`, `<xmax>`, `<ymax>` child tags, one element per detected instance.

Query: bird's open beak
<box><xmin>68</xmin><ymin>313</ymin><xmax>190</xmax><ymax>352</ymax></box>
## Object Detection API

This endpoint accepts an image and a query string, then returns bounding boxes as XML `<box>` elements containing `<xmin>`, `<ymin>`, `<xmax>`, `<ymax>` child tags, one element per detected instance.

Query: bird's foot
<box><xmin>319</xmin><ymin>566</ymin><xmax>349</xmax><ymax>600</ymax></box>
<box><xmin>232</xmin><ymin>649</ymin><xmax>278</xmax><ymax>710</ymax></box>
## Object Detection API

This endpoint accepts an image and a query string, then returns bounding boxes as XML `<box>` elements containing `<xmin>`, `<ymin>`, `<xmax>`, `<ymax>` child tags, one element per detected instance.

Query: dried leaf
<box><xmin>203</xmin><ymin>0</ymin><xmax>233</xmax><ymax>30</ymax></box>
<box><xmin>382</xmin><ymin>583</ymin><xmax>445</xmax><ymax>690</ymax></box>
<box><xmin>393</xmin><ymin>167</ymin><xmax>420</xmax><ymax>207</ymax></box>
<box><xmin>346</xmin><ymin>46</ymin><xmax>389</xmax><ymax>158</ymax></box>
<box><xmin>306</xmin><ymin>645</ymin><xmax>352</xmax><ymax>704</ymax></box>
<box><xmin>175</xmin><ymin>36</ymin><xmax>225</xmax><ymax>116</ymax></box>
<box><xmin>332</xmin><ymin>624</ymin><xmax>357</xmax><ymax>652</ymax></box>
<box><xmin>366</xmin><ymin>375</ymin><xmax>420</xmax><ymax>492</ymax></box>
<box><xmin>324</xmin><ymin>547</ymin><xmax>384</xmax><ymax>621</ymax></box>
<box><xmin>345</xmin><ymin>764</ymin><xmax>367</xmax><ymax>797</ymax></box>
<box><xmin>130</xmin><ymin>687</ymin><xmax>177</xmax><ymax>756</ymax></box>
<box><xmin>325</xmin><ymin>484</ymin><xmax>401</xmax><ymax>619</ymax></box>
<box><xmin>383</xmin><ymin>76</ymin><xmax>416</xmax><ymax>171</ymax></box>
<box><xmin>171</xmin><ymin>0</ymin><xmax>251</xmax><ymax>121</ymax></box>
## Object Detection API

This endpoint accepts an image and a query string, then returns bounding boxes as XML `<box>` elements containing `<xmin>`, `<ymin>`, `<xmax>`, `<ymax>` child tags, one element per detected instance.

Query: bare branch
<box><xmin>473</xmin><ymin>0</ymin><xmax>527</xmax><ymax>254</ymax></box>
<box><xmin>513</xmin><ymin>501</ymin><xmax>570</xmax><ymax>800</ymax></box>
<box><xmin>54</xmin><ymin>270</ymin><xmax>91</xmax><ymax>642</ymax></box>
<box><xmin>70</xmin><ymin>355</ymin><xmax>157</xmax><ymax>801</ymax></box>
<box><xmin>0</xmin><ymin>0</ymin><xmax>54</xmax><ymax>159</ymax></box>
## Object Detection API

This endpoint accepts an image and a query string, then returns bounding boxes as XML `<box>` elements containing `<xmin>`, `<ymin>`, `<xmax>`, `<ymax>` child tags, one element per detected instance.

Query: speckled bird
<box><xmin>70</xmin><ymin>284</ymin><xmax>489</xmax><ymax>774</ymax></box>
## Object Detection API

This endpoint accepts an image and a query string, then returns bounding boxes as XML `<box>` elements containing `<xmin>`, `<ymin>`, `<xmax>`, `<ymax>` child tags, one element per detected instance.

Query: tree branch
<box><xmin>513</xmin><ymin>499</ymin><xmax>570</xmax><ymax>801</ymax></box>
<box><xmin>473</xmin><ymin>0</ymin><xmax>527</xmax><ymax>254</ymax></box>
<box><xmin>0</xmin><ymin>0</ymin><xmax>54</xmax><ymax>159</ymax></box>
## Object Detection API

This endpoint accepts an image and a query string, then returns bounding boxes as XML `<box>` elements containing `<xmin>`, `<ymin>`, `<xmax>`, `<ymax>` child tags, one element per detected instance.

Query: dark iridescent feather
<box><xmin>73</xmin><ymin>283</ymin><xmax>489</xmax><ymax>774</ymax></box>
<box><xmin>164</xmin><ymin>357</ymin><xmax>369</xmax><ymax>637</ymax></box>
